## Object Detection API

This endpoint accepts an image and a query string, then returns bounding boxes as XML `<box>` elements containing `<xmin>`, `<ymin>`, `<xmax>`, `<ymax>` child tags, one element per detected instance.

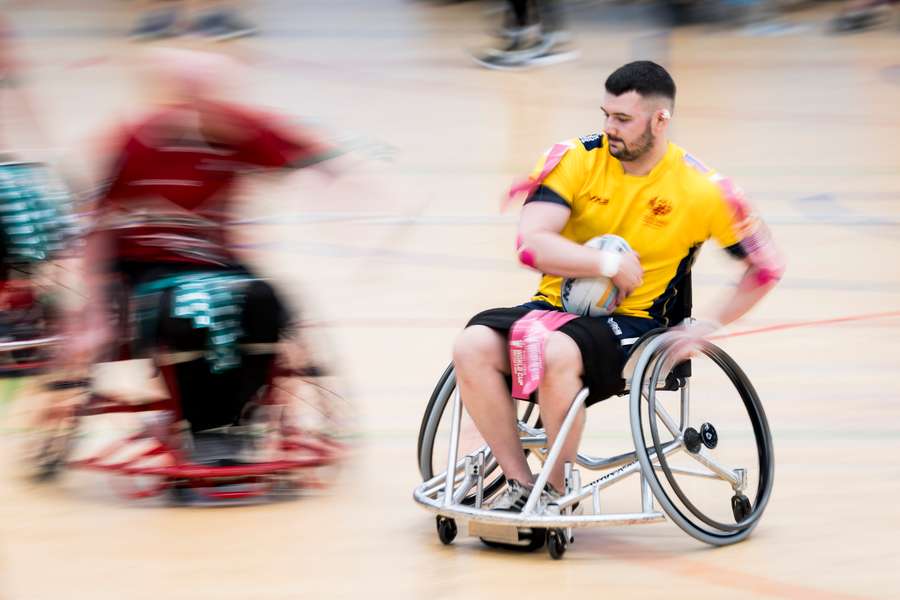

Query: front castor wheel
<box><xmin>731</xmin><ymin>494</ymin><xmax>752</xmax><ymax>523</ymax></box>
<box><xmin>436</xmin><ymin>516</ymin><xmax>458</xmax><ymax>545</ymax></box>
<box><xmin>547</xmin><ymin>528</ymin><xmax>567</xmax><ymax>560</ymax></box>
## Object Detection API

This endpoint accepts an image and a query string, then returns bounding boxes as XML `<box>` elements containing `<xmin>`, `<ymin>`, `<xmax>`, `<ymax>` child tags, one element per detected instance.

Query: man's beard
<box><xmin>608</xmin><ymin>123</ymin><xmax>654</xmax><ymax>162</ymax></box>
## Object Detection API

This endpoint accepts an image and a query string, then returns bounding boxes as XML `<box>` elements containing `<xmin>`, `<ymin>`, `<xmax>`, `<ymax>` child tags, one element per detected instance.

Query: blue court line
<box><xmin>233</xmin><ymin>211</ymin><xmax>900</xmax><ymax>228</ymax></box>
<box><xmin>236</xmin><ymin>239</ymin><xmax>900</xmax><ymax>294</ymax></box>
<box><xmin>17</xmin><ymin>27</ymin><xmax>487</xmax><ymax>41</ymax></box>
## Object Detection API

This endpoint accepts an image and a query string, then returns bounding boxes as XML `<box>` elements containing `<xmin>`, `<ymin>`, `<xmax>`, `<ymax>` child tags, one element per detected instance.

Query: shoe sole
<box><xmin>185</xmin><ymin>28</ymin><xmax>257</xmax><ymax>42</ymax></box>
<box><xmin>471</xmin><ymin>49</ymin><xmax>579</xmax><ymax>71</ymax></box>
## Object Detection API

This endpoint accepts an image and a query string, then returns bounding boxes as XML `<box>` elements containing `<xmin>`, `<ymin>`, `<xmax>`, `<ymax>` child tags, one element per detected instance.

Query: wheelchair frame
<box><xmin>15</xmin><ymin>339</ymin><xmax>345</xmax><ymax>502</ymax></box>
<box><xmin>413</xmin><ymin>277</ymin><xmax>774</xmax><ymax>558</ymax></box>
<box><xmin>1</xmin><ymin>165</ymin><xmax>346</xmax><ymax>502</ymax></box>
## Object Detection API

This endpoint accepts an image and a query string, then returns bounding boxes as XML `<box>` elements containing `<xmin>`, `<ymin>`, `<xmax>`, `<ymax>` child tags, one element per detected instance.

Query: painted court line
<box><xmin>589</xmin><ymin>536</ymin><xmax>870</xmax><ymax>600</ymax></box>
<box><xmin>712</xmin><ymin>310</ymin><xmax>900</xmax><ymax>341</ymax></box>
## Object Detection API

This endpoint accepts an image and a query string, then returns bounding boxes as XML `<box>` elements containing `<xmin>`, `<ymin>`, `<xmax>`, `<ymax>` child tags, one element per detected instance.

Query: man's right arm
<box><xmin>517</xmin><ymin>202</ymin><xmax>643</xmax><ymax>295</ymax></box>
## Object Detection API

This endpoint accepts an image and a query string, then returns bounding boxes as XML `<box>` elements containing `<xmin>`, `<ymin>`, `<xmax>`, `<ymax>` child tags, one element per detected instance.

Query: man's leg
<box><xmin>508</xmin><ymin>0</ymin><xmax>532</xmax><ymax>27</ymax></box>
<box><xmin>452</xmin><ymin>325</ymin><xmax>533</xmax><ymax>486</ymax></box>
<box><xmin>156</xmin><ymin>279</ymin><xmax>284</xmax><ymax>434</ymax></box>
<box><xmin>537</xmin><ymin>331</ymin><xmax>586</xmax><ymax>492</ymax></box>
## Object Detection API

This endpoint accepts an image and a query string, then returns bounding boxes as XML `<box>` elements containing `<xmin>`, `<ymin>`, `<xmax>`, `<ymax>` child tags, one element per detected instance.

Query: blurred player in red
<box><xmin>80</xmin><ymin>47</ymin><xmax>336</xmax><ymax>461</ymax></box>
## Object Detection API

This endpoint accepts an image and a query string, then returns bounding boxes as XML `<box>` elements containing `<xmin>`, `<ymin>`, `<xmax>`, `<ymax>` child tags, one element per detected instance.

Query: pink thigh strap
<box><xmin>509</xmin><ymin>310</ymin><xmax>577</xmax><ymax>400</ymax></box>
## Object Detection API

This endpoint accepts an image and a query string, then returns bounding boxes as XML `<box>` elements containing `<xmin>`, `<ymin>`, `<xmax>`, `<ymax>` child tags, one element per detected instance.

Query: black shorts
<box><xmin>116</xmin><ymin>261</ymin><xmax>290</xmax><ymax>432</ymax></box>
<box><xmin>467</xmin><ymin>301</ymin><xmax>660</xmax><ymax>406</ymax></box>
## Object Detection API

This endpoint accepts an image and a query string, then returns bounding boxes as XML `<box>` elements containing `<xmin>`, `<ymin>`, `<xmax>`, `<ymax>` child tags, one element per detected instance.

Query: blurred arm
<box><xmin>707</xmin><ymin>262</ymin><xmax>780</xmax><ymax>328</ymax></box>
<box><xmin>703</xmin><ymin>177</ymin><xmax>786</xmax><ymax>329</ymax></box>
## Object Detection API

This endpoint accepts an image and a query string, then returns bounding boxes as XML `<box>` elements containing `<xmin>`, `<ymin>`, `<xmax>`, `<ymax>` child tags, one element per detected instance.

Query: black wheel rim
<box><xmin>641</xmin><ymin>340</ymin><xmax>774</xmax><ymax>535</ymax></box>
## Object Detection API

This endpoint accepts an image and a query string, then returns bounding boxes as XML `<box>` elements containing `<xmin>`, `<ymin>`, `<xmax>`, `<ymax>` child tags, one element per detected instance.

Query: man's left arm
<box><xmin>690</xmin><ymin>177</ymin><xmax>785</xmax><ymax>336</ymax></box>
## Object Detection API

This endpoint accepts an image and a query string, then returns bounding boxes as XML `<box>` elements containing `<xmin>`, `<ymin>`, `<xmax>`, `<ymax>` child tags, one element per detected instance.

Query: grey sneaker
<box><xmin>543</xmin><ymin>483</ymin><xmax>584</xmax><ymax>516</ymax></box>
<box><xmin>542</xmin><ymin>484</ymin><xmax>562</xmax><ymax>516</ymax></box>
<box><xmin>491</xmin><ymin>479</ymin><xmax>532</xmax><ymax>511</ymax></box>
<box><xmin>491</xmin><ymin>479</ymin><xmax>562</xmax><ymax>513</ymax></box>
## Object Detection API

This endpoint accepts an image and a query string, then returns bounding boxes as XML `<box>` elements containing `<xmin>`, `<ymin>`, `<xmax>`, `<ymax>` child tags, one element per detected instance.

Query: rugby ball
<box><xmin>561</xmin><ymin>235</ymin><xmax>632</xmax><ymax>317</ymax></box>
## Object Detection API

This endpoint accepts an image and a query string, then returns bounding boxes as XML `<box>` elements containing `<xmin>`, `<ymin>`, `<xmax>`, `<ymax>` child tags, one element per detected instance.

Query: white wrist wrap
<box><xmin>599</xmin><ymin>251</ymin><xmax>622</xmax><ymax>278</ymax></box>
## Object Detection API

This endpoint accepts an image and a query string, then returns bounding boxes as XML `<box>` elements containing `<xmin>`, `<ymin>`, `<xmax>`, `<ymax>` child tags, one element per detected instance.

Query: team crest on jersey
<box><xmin>642</xmin><ymin>197</ymin><xmax>674</xmax><ymax>228</ymax></box>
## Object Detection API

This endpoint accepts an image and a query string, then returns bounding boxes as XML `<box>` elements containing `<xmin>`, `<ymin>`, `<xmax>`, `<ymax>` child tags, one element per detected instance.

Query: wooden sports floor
<box><xmin>1</xmin><ymin>1</ymin><xmax>898</xmax><ymax>598</ymax></box>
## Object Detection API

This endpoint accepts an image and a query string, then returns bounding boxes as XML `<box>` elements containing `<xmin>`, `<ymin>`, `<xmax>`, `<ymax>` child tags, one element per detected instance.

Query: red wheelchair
<box><xmin>10</xmin><ymin>205</ymin><xmax>348</xmax><ymax>504</ymax></box>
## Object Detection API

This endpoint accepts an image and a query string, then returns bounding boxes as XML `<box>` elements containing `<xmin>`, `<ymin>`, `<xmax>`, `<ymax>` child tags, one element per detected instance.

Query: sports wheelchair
<box><xmin>413</xmin><ymin>276</ymin><xmax>774</xmax><ymax>559</ymax></box>
<box><xmin>10</xmin><ymin>212</ymin><xmax>347</xmax><ymax>504</ymax></box>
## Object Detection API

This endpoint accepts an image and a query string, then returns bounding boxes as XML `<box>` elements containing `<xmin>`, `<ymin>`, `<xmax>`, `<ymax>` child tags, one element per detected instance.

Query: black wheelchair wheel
<box><xmin>417</xmin><ymin>363</ymin><xmax>540</xmax><ymax>506</ymax></box>
<box><xmin>630</xmin><ymin>336</ymin><xmax>774</xmax><ymax>546</ymax></box>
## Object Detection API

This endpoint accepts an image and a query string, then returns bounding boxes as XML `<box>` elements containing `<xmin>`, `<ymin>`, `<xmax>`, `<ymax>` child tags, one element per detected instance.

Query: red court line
<box><xmin>712</xmin><ymin>310</ymin><xmax>900</xmax><ymax>340</ymax></box>
<box><xmin>587</xmin><ymin>536</ymin><xmax>871</xmax><ymax>600</ymax></box>
<box><xmin>317</xmin><ymin>310</ymin><xmax>900</xmax><ymax>335</ymax></box>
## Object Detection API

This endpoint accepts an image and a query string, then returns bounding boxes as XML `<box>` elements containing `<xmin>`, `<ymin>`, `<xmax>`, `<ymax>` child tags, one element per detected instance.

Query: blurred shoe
<box><xmin>831</xmin><ymin>4</ymin><xmax>890</xmax><ymax>32</ymax></box>
<box><xmin>473</xmin><ymin>40</ymin><xmax>578</xmax><ymax>71</ymax></box>
<box><xmin>188</xmin><ymin>10</ymin><xmax>257</xmax><ymax>41</ymax></box>
<box><xmin>129</xmin><ymin>9</ymin><xmax>180</xmax><ymax>40</ymax></box>
<box><xmin>483</xmin><ymin>25</ymin><xmax>547</xmax><ymax>57</ymax></box>
<box><xmin>525</xmin><ymin>44</ymin><xmax>579</xmax><ymax>69</ymax></box>
<box><xmin>496</xmin><ymin>18</ymin><xmax>538</xmax><ymax>40</ymax></box>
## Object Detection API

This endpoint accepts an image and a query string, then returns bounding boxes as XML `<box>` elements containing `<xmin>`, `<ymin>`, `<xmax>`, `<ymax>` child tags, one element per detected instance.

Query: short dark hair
<box><xmin>605</xmin><ymin>61</ymin><xmax>676</xmax><ymax>103</ymax></box>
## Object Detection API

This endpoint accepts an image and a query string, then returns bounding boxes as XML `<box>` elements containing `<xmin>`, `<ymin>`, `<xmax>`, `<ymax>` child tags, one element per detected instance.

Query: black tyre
<box><xmin>547</xmin><ymin>529</ymin><xmax>567</xmax><ymax>560</ymax></box>
<box><xmin>630</xmin><ymin>336</ymin><xmax>774</xmax><ymax>546</ymax></box>
<box><xmin>436</xmin><ymin>516</ymin><xmax>458</xmax><ymax>545</ymax></box>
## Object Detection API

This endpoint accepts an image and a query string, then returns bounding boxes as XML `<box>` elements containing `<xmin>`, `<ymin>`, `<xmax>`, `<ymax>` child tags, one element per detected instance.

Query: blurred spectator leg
<box><xmin>473</xmin><ymin>0</ymin><xmax>577</xmax><ymax>70</ymax></box>
<box><xmin>130</xmin><ymin>0</ymin><xmax>183</xmax><ymax>40</ymax></box>
<box><xmin>831</xmin><ymin>0</ymin><xmax>894</xmax><ymax>32</ymax></box>
<box><xmin>186</xmin><ymin>0</ymin><xmax>258</xmax><ymax>41</ymax></box>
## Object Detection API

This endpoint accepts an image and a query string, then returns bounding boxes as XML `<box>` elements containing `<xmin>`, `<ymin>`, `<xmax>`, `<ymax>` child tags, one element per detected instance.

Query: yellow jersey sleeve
<box><xmin>526</xmin><ymin>140</ymin><xmax>585</xmax><ymax>207</ymax></box>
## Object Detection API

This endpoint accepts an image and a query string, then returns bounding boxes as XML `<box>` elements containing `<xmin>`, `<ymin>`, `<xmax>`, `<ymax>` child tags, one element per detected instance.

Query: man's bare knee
<box><xmin>543</xmin><ymin>331</ymin><xmax>582</xmax><ymax>378</ymax></box>
<box><xmin>452</xmin><ymin>325</ymin><xmax>507</xmax><ymax>373</ymax></box>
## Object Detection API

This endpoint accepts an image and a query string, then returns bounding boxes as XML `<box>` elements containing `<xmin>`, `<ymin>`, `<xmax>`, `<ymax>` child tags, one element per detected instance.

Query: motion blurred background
<box><xmin>0</xmin><ymin>1</ymin><xmax>898</xmax><ymax>598</ymax></box>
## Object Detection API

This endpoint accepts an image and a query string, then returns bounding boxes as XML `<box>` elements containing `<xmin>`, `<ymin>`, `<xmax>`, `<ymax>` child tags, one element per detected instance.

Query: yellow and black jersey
<box><xmin>525</xmin><ymin>133</ymin><xmax>750</xmax><ymax>323</ymax></box>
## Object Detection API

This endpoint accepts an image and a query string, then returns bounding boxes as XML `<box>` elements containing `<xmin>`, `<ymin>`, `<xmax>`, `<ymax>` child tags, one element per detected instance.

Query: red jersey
<box><xmin>99</xmin><ymin>102</ymin><xmax>322</xmax><ymax>265</ymax></box>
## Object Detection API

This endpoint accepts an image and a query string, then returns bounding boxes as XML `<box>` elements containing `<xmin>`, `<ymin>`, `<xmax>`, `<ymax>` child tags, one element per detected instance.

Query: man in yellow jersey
<box><xmin>452</xmin><ymin>61</ymin><xmax>784</xmax><ymax>512</ymax></box>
